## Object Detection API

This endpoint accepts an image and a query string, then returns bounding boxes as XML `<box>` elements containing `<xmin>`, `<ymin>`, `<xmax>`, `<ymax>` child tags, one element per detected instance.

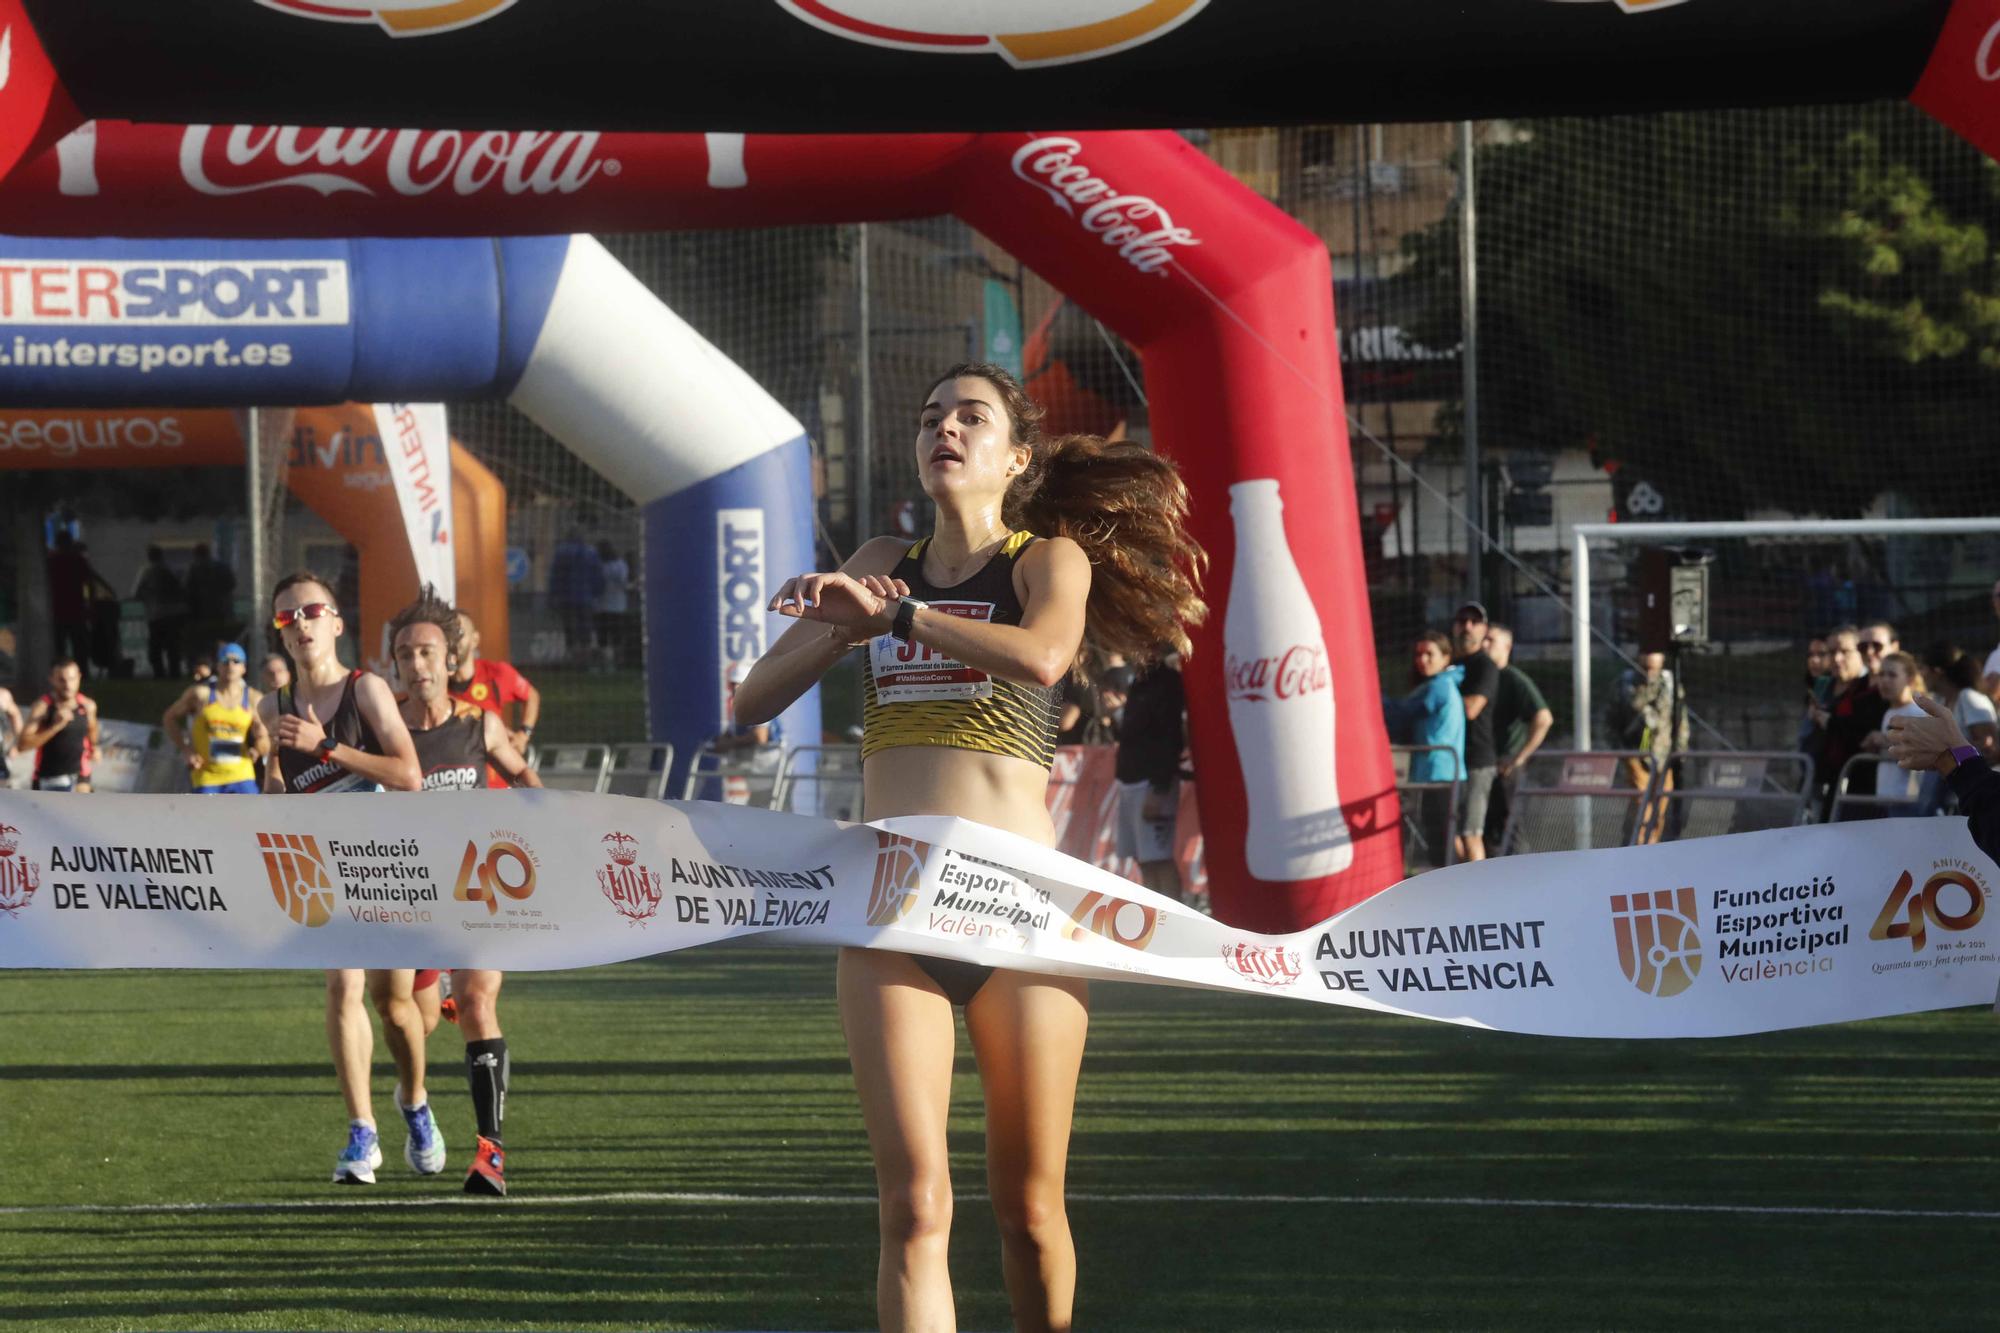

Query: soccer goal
<box><xmin>1569</xmin><ymin>518</ymin><xmax>2000</xmax><ymax>751</ymax></box>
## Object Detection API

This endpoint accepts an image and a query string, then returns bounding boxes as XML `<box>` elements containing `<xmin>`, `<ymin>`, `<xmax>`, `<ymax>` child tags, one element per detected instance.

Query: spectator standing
<box><xmin>1859</xmin><ymin>621</ymin><xmax>1900</xmax><ymax>674</ymax></box>
<box><xmin>594</xmin><ymin>542</ymin><xmax>633</xmax><ymax>670</ymax></box>
<box><xmin>1983</xmin><ymin>579</ymin><xmax>2000</xmax><ymax>705</ymax></box>
<box><xmin>1865</xmin><ymin>651</ymin><xmax>1931</xmax><ymax>809</ymax></box>
<box><xmin>1383</xmin><ymin>629</ymin><xmax>1465</xmax><ymax>868</ymax></box>
<box><xmin>548</xmin><ymin>530</ymin><xmax>604</xmax><ymax>665</ymax></box>
<box><xmin>45</xmin><ymin>530</ymin><xmax>99</xmax><ymax>671</ymax></box>
<box><xmin>1449</xmin><ymin>601</ymin><xmax>1500</xmax><ymax>863</ymax></box>
<box><xmin>1927</xmin><ymin>644</ymin><xmax>1998</xmax><ymax>762</ymax></box>
<box><xmin>1114</xmin><ymin>654</ymin><xmax>1187</xmax><ymax>902</ymax></box>
<box><xmin>130</xmin><ymin>545</ymin><xmax>187</xmax><ymax>680</ymax></box>
<box><xmin>184</xmin><ymin>542</ymin><xmax>239</xmax><ymax>662</ymax></box>
<box><xmin>449</xmin><ymin>611</ymin><xmax>541</xmax><ymax>762</ymax></box>
<box><xmin>261</xmin><ymin>652</ymin><xmax>292</xmax><ymax>695</ymax></box>
<box><xmin>1483</xmin><ymin>622</ymin><xmax>1554</xmax><ymax>850</ymax></box>
<box><xmin>711</xmin><ymin>657</ymin><xmax>783</xmax><ymax>804</ymax></box>
<box><xmin>1609</xmin><ymin>651</ymin><xmax>1687</xmax><ymax>843</ymax></box>
<box><xmin>1799</xmin><ymin>635</ymin><xmax>1833</xmax><ymax>771</ymax></box>
<box><xmin>1815</xmin><ymin>626</ymin><xmax>1884</xmax><ymax>819</ymax></box>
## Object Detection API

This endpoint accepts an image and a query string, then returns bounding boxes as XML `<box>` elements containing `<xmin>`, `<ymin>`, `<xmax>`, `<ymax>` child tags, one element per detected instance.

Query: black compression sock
<box><xmin>466</xmin><ymin>1037</ymin><xmax>508</xmax><ymax>1142</ymax></box>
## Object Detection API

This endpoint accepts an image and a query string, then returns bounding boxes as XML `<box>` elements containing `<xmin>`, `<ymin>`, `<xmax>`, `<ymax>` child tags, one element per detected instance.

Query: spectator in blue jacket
<box><xmin>1383</xmin><ymin>629</ymin><xmax>1466</xmax><ymax>867</ymax></box>
<box><xmin>548</xmin><ymin>531</ymin><xmax>605</xmax><ymax>666</ymax></box>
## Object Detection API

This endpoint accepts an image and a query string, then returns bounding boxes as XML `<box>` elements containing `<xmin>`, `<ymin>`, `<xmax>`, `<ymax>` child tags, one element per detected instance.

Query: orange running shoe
<box><xmin>464</xmin><ymin>1135</ymin><xmax>507</xmax><ymax>1196</ymax></box>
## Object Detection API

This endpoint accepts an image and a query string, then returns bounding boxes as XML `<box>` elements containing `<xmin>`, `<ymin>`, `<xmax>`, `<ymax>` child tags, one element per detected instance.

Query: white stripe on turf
<box><xmin>2</xmin><ymin>1190</ymin><xmax>1998</xmax><ymax>1221</ymax></box>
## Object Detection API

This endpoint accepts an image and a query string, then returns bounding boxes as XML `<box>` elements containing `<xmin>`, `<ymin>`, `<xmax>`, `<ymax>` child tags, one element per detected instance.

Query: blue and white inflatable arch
<box><xmin>0</xmin><ymin>233</ymin><xmax>819</xmax><ymax>788</ymax></box>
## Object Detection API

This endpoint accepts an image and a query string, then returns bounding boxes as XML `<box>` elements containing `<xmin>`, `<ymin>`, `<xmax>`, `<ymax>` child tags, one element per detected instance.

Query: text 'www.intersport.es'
<box><xmin>0</xmin><ymin>337</ymin><xmax>297</xmax><ymax>372</ymax></box>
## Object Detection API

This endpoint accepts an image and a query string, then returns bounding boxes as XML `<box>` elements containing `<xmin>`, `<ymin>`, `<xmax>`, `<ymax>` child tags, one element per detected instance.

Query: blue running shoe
<box><xmin>402</xmin><ymin>1100</ymin><xmax>447</xmax><ymax>1176</ymax></box>
<box><xmin>333</xmin><ymin>1122</ymin><xmax>382</xmax><ymax>1186</ymax></box>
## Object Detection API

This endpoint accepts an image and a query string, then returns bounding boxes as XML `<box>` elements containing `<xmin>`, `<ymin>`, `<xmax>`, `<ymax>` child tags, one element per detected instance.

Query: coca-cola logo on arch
<box><xmin>1224</xmin><ymin>644</ymin><xmax>1329</xmax><ymax>703</ymax></box>
<box><xmin>166</xmin><ymin>126</ymin><xmax>614</xmax><ymax>199</ymax></box>
<box><xmin>775</xmin><ymin>1</ymin><xmax>1210</xmax><ymax>68</ymax></box>
<box><xmin>253</xmin><ymin>0</ymin><xmax>517</xmax><ymax>38</ymax></box>
<box><xmin>1010</xmin><ymin>137</ymin><xmax>1200</xmax><ymax>277</ymax></box>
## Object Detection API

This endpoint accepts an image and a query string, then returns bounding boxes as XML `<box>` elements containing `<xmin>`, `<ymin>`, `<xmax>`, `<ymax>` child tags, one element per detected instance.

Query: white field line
<box><xmin>3</xmin><ymin>1189</ymin><xmax>1999</xmax><ymax>1221</ymax></box>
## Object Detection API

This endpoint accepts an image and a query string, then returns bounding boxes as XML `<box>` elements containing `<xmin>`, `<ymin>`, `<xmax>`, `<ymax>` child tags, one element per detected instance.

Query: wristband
<box><xmin>891</xmin><ymin>597</ymin><xmax>929</xmax><ymax>643</ymax></box>
<box><xmin>1949</xmin><ymin>743</ymin><xmax>1980</xmax><ymax>767</ymax></box>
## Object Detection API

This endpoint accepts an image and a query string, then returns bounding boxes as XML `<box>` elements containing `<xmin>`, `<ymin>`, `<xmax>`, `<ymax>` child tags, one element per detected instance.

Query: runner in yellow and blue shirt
<box><xmin>162</xmin><ymin>641</ymin><xmax>268</xmax><ymax>794</ymax></box>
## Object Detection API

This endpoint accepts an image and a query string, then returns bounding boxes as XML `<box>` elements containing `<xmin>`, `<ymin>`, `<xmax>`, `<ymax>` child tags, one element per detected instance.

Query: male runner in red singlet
<box><xmin>254</xmin><ymin>572</ymin><xmax>435</xmax><ymax>1187</ymax></box>
<box><xmin>390</xmin><ymin>593</ymin><xmax>539</xmax><ymax>1195</ymax></box>
<box><xmin>449</xmin><ymin>611</ymin><xmax>540</xmax><ymax>760</ymax></box>
<box><xmin>17</xmin><ymin>660</ymin><xmax>99</xmax><ymax>792</ymax></box>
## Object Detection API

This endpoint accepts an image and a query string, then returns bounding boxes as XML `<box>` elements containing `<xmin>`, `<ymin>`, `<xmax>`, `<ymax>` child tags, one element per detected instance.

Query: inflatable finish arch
<box><xmin>0</xmin><ymin>126</ymin><xmax>1403</xmax><ymax>931</ymax></box>
<box><xmin>0</xmin><ymin>233</ymin><xmax>821</xmax><ymax>799</ymax></box>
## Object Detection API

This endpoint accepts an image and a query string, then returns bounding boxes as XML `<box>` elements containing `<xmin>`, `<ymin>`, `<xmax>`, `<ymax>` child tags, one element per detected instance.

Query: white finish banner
<box><xmin>371</xmin><ymin>401</ymin><xmax>454</xmax><ymax>602</ymax></box>
<box><xmin>0</xmin><ymin>791</ymin><xmax>1993</xmax><ymax>1038</ymax></box>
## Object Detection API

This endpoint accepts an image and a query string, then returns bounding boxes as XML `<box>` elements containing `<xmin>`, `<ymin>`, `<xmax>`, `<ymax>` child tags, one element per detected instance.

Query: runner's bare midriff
<box><xmin>862</xmin><ymin>744</ymin><xmax>1057</xmax><ymax>846</ymax></box>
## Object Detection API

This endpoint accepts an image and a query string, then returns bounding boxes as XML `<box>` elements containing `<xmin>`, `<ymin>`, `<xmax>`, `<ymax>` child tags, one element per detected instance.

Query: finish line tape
<box><xmin>0</xmin><ymin>792</ymin><xmax>1992</xmax><ymax>1038</ymax></box>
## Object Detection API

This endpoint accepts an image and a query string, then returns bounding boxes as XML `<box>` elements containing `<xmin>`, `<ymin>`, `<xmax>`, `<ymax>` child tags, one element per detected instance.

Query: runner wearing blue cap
<box><xmin>162</xmin><ymin>640</ymin><xmax>268</xmax><ymax>794</ymax></box>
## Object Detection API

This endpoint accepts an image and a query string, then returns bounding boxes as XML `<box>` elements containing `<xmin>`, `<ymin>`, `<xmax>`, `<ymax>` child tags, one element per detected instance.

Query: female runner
<box><xmin>735</xmin><ymin>364</ymin><xmax>1204</xmax><ymax>1332</ymax></box>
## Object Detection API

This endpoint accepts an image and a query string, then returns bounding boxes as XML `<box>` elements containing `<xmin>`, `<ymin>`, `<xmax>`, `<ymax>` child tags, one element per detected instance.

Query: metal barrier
<box><xmin>1639</xmin><ymin>751</ymin><xmax>1814</xmax><ymax>842</ymax></box>
<box><xmin>529</xmin><ymin>742</ymin><xmax>612</xmax><ymax>794</ymax></box>
<box><xmin>1390</xmin><ymin>744</ymin><xmax>1462</xmax><ymax>870</ymax></box>
<box><xmin>775</xmin><ymin>744</ymin><xmax>864</xmax><ymax>821</ymax></box>
<box><xmin>678</xmin><ymin>738</ymin><xmax>785</xmax><ymax>807</ymax></box>
<box><xmin>1830</xmin><ymin>751</ymin><xmax>1933</xmax><ymax>822</ymax></box>
<box><xmin>1498</xmin><ymin>750</ymin><xmax>1661</xmax><ymax>855</ymax></box>
<box><xmin>604</xmin><ymin>742</ymin><xmax>676</xmax><ymax>800</ymax></box>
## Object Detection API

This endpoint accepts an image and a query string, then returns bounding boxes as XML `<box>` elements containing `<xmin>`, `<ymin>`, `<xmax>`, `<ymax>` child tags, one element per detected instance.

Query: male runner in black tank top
<box><xmin>18</xmin><ymin>659</ymin><xmax>98</xmax><ymax>792</ymax></box>
<box><xmin>391</xmin><ymin>596</ymin><xmax>539</xmax><ymax>1194</ymax></box>
<box><xmin>255</xmin><ymin>573</ymin><xmax>430</xmax><ymax>1187</ymax></box>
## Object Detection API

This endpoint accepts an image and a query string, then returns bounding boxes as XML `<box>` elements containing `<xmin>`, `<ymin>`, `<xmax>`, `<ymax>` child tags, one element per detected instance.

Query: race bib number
<box><xmin>869</xmin><ymin>601</ymin><xmax>995</xmax><ymax>703</ymax></box>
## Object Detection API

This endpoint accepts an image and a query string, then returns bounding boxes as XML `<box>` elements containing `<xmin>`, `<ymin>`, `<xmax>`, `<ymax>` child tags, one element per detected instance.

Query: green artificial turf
<box><xmin>4</xmin><ymin>948</ymin><xmax>1999</xmax><ymax>1330</ymax></box>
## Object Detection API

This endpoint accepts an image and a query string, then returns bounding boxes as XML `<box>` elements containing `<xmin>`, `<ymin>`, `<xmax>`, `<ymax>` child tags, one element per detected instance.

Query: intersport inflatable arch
<box><xmin>0</xmin><ymin>234</ymin><xmax>822</xmax><ymax>799</ymax></box>
<box><xmin>0</xmin><ymin>127</ymin><xmax>1400</xmax><ymax>932</ymax></box>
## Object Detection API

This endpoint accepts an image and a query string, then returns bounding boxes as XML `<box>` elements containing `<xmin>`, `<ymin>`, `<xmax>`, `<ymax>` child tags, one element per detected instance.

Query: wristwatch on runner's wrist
<box><xmin>891</xmin><ymin>597</ymin><xmax>929</xmax><ymax>643</ymax></box>
<box><xmin>315</xmin><ymin>734</ymin><xmax>338</xmax><ymax>761</ymax></box>
<box><xmin>1945</xmin><ymin>743</ymin><xmax>1980</xmax><ymax>772</ymax></box>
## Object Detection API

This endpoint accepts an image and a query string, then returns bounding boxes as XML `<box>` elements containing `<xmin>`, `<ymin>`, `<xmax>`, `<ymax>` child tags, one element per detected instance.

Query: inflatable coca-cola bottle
<box><xmin>1224</xmin><ymin>478</ymin><xmax>1351</xmax><ymax>880</ymax></box>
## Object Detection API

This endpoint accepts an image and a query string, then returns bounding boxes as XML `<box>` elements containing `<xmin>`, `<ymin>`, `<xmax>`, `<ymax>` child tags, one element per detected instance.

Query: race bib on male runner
<box><xmin>869</xmin><ymin>601</ymin><xmax>994</xmax><ymax>703</ymax></box>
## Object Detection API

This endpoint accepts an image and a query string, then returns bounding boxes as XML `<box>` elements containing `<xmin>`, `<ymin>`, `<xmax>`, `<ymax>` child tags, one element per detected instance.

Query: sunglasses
<box><xmin>272</xmin><ymin>602</ymin><xmax>338</xmax><ymax>630</ymax></box>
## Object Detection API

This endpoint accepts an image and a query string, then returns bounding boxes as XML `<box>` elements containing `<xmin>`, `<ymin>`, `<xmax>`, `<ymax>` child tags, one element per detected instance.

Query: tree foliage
<box><xmin>1398</xmin><ymin>105</ymin><xmax>2000</xmax><ymax>517</ymax></box>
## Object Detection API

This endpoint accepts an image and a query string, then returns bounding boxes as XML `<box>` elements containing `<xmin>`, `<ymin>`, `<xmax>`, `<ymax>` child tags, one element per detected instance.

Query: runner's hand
<box><xmin>1886</xmin><ymin>694</ymin><xmax>1965</xmax><ymax>771</ymax></box>
<box><xmin>769</xmin><ymin>572</ymin><xmax>895</xmax><ymax>636</ymax></box>
<box><xmin>184</xmin><ymin>750</ymin><xmax>204</xmax><ymax>773</ymax></box>
<box><xmin>276</xmin><ymin>708</ymin><xmax>327</xmax><ymax>755</ymax></box>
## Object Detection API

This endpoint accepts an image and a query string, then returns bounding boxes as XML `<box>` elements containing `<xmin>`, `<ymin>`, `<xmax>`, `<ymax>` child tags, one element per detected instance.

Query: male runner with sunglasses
<box><xmin>389</xmin><ymin>591</ymin><xmax>540</xmax><ymax>1195</ymax></box>
<box><xmin>255</xmin><ymin>573</ymin><xmax>433</xmax><ymax>1187</ymax></box>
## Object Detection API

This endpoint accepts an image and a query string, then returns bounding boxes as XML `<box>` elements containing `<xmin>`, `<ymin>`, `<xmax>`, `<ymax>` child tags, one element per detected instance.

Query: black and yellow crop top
<box><xmin>860</xmin><ymin>531</ymin><xmax>1062</xmax><ymax>769</ymax></box>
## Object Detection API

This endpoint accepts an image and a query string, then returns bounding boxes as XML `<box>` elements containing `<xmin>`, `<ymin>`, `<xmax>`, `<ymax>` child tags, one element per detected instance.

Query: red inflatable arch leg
<box><xmin>957</xmin><ymin>132</ymin><xmax>1401</xmax><ymax>930</ymax></box>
